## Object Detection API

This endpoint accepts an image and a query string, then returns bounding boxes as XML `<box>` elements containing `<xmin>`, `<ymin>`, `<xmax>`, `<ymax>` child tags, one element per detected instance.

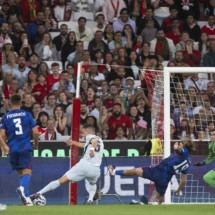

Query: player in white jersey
<box><xmin>30</xmin><ymin>126</ymin><xmax>104</xmax><ymax>204</ymax></box>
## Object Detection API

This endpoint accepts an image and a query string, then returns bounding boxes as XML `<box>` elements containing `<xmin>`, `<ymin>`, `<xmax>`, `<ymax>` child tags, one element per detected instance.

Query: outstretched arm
<box><xmin>66</xmin><ymin>139</ymin><xmax>85</xmax><ymax>148</ymax></box>
<box><xmin>0</xmin><ymin>133</ymin><xmax>9</xmax><ymax>155</ymax></box>
<box><xmin>175</xmin><ymin>173</ymin><xmax>187</xmax><ymax>195</ymax></box>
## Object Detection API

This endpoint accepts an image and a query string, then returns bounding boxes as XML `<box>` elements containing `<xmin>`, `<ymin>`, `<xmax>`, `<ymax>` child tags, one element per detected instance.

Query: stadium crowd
<box><xmin>0</xmin><ymin>0</ymin><xmax>215</xmax><ymax>141</ymax></box>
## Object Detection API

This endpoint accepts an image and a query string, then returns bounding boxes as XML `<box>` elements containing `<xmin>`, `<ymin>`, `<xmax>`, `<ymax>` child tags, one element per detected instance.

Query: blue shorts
<box><xmin>142</xmin><ymin>166</ymin><xmax>172</xmax><ymax>196</ymax></box>
<box><xmin>9</xmin><ymin>151</ymin><xmax>32</xmax><ymax>170</ymax></box>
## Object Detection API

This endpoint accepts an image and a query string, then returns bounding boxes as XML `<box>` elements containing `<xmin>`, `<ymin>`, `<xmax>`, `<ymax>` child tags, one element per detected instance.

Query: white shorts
<box><xmin>65</xmin><ymin>161</ymin><xmax>100</xmax><ymax>184</ymax></box>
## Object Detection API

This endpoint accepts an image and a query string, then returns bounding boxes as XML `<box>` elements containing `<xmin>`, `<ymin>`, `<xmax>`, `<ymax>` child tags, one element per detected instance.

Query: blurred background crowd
<box><xmin>0</xmin><ymin>0</ymin><xmax>215</xmax><ymax>141</ymax></box>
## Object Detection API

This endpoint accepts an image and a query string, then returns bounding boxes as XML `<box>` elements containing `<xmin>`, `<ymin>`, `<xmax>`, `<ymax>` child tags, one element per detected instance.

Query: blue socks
<box><xmin>19</xmin><ymin>174</ymin><xmax>31</xmax><ymax>197</ymax></box>
<box><xmin>115</xmin><ymin>170</ymin><xmax>124</xmax><ymax>175</ymax></box>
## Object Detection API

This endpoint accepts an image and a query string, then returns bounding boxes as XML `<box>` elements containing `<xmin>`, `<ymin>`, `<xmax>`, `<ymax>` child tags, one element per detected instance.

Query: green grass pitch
<box><xmin>2</xmin><ymin>205</ymin><xmax>215</xmax><ymax>215</ymax></box>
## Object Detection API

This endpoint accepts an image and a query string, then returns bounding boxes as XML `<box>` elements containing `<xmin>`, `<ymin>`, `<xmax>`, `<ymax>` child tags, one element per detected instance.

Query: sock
<box><xmin>88</xmin><ymin>184</ymin><xmax>97</xmax><ymax>202</ymax></box>
<box><xmin>38</xmin><ymin>180</ymin><xmax>60</xmax><ymax>195</ymax></box>
<box><xmin>19</xmin><ymin>174</ymin><xmax>31</xmax><ymax>197</ymax></box>
<box><xmin>115</xmin><ymin>170</ymin><xmax>124</xmax><ymax>175</ymax></box>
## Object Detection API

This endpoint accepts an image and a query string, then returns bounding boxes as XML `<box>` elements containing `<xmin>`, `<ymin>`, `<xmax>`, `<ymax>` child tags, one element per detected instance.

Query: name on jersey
<box><xmin>6</xmin><ymin>112</ymin><xmax>26</xmax><ymax>118</ymax></box>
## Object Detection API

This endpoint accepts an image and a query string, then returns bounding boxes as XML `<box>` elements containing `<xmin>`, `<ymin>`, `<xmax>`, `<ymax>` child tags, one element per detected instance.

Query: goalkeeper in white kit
<box><xmin>30</xmin><ymin>125</ymin><xmax>104</xmax><ymax>204</ymax></box>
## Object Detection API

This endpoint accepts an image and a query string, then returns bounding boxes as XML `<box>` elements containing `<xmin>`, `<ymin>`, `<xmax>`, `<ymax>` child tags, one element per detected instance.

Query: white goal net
<box><xmin>143</xmin><ymin>67</ymin><xmax>215</xmax><ymax>203</ymax></box>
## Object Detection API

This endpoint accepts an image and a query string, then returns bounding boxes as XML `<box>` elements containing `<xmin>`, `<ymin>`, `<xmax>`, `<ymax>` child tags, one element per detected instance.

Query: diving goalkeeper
<box><xmin>194</xmin><ymin>129</ymin><xmax>215</xmax><ymax>188</ymax></box>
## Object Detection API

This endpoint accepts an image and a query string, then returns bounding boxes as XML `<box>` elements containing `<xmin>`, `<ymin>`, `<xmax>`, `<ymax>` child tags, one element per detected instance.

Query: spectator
<box><xmin>104</xmin><ymin>24</ymin><xmax>114</xmax><ymax>43</ymax></box>
<box><xmin>88</xmin><ymin>30</ymin><xmax>109</xmax><ymax>59</ymax></box>
<box><xmin>183</xmin><ymin>14</ymin><xmax>201</xmax><ymax>42</ymax></box>
<box><xmin>203</xmin><ymin>39</ymin><xmax>215</xmax><ymax>67</ymax></box>
<box><xmin>206</xmin><ymin>81</ymin><xmax>215</xmax><ymax>107</ymax></box>
<box><xmin>150</xmin><ymin>28</ymin><xmax>175</xmax><ymax>61</ymax></box>
<box><xmin>23</xmin><ymin>70</ymin><xmax>38</xmax><ymax>93</ymax></box>
<box><xmin>34</xmin><ymin>32</ymin><xmax>58</xmax><ymax>61</ymax></box>
<box><xmin>26</xmin><ymin>10</ymin><xmax>45</xmax><ymax>38</ymax></box>
<box><xmin>187</xmin><ymin>118</ymin><xmax>197</xmax><ymax>140</ymax></box>
<box><xmin>103</xmin><ymin>84</ymin><xmax>119</xmax><ymax>110</ymax></box>
<box><xmin>108</xmin><ymin>31</ymin><xmax>127</xmax><ymax>55</ymax></box>
<box><xmin>42</xmin><ymin>93</ymin><xmax>57</xmax><ymax>117</ymax></box>
<box><xmin>132</xmin><ymin>35</ymin><xmax>144</xmax><ymax>55</ymax></box>
<box><xmin>93</xmin><ymin>13</ymin><xmax>106</xmax><ymax>33</ymax></box>
<box><xmin>136</xmin><ymin>96</ymin><xmax>151</xmax><ymax>129</ymax></box>
<box><xmin>89</xmin><ymin>96</ymin><xmax>102</xmax><ymax>123</ymax></box>
<box><xmin>80</xmin><ymin>78</ymin><xmax>90</xmax><ymax>101</ymax></box>
<box><xmin>52</xmin><ymin>24</ymin><xmax>68</xmax><ymax>60</ymax></box>
<box><xmin>53</xmin><ymin>0</ymin><xmax>71</xmax><ymax>22</ymax></box>
<box><xmin>126</xmin><ymin>50</ymin><xmax>141</xmax><ymax>80</ymax></box>
<box><xmin>85</xmin><ymin>115</ymin><xmax>99</xmax><ymax>134</ymax></box>
<box><xmin>46</xmin><ymin>62</ymin><xmax>61</xmax><ymax>90</ymax></box>
<box><xmin>61</xmin><ymin>31</ymin><xmax>77</xmax><ymax>67</ymax></box>
<box><xmin>96</xmin><ymin>80</ymin><xmax>109</xmax><ymax>97</ymax></box>
<box><xmin>2</xmin><ymin>70</ymin><xmax>13</xmax><ymax>99</ymax></box>
<box><xmin>44</xmin><ymin>6</ymin><xmax>57</xmax><ymax>31</ymax></box>
<box><xmin>53</xmin><ymin>104</ymin><xmax>67</xmax><ymax>135</ymax></box>
<box><xmin>52</xmin><ymin>70</ymin><xmax>75</xmax><ymax>100</ymax></box>
<box><xmin>85</xmin><ymin>87</ymin><xmax>96</xmax><ymax>112</ymax></box>
<box><xmin>128</xmin><ymin>105</ymin><xmax>148</xmax><ymax>140</ymax></box>
<box><xmin>205</xmin><ymin>121</ymin><xmax>215</xmax><ymax>139</ymax></box>
<box><xmin>170</xmin><ymin>123</ymin><xmax>179</xmax><ymax>140</ymax></box>
<box><xmin>166</xmin><ymin>18</ymin><xmax>182</xmax><ymax>45</ymax></box>
<box><xmin>113</xmin><ymin>8</ymin><xmax>136</xmax><ymax>33</ymax></box>
<box><xmin>88</xmin><ymin>63</ymin><xmax>105</xmax><ymax>87</ymax></box>
<box><xmin>80</xmin><ymin>102</ymin><xmax>89</xmax><ymax>125</ymax></box>
<box><xmin>19</xmin><ymin>0</ymin><xmax>40</xmax><ymax>23</ymax></box>
<box><xmin>162</xmin><ymin>5</ymin><xmax>181</xmax><ymax>33</ymax></box>
<box><xmin>32</xmin><ymin>102</ymin><xmax>42</xmax><ymax>121</ymax></box>
<box><xmin>102</xmin><ymin>0</ymin><xmax>126</xmax><ymax>24</ymax></box>
<box><xmin>30</xmin><ymin>23</ymin><xmax>47</xmax><ymax>46</ymax></box>
<box><xmin>176</xmin><ymin>31</ymin><xmax>193</xmax><ymax>51</ymax></box>
<box><xmin>201</xmin><ymin>15</ymin><xmax>215</xmax><ymax>40</ymax></box>
<box><xmin>205</xmin><ymin>0</ymin><xmax>215</xmax><ymax>18</ymax></box>
<box><xmin>141</xmin><ymin>18</ymin><xmax>157</xmax><ymax>44</ymax></box>
<box><xmin>31</xmin><ymin>73</ymin><xmax>49</xmax><ymax>105</ymax></box>
<box><xmin>2</xmin><ymin>51</ymin><xmax>17</xmax><ymax>73</ymax></box>
<box><xmin>117</xmin><ymin>47</ymin><xmax>128</xmax><ymax>66</ymax></box>
<box><xmin>151</xmin><ymin>0</ymin><xmax>174</xmax><ymax>26</ymax></box>
<box><xmin>67</xmin><ymin>40</ymin><xmax>84</xmax><ymax>65</ymax></box>
<box><xmin>28</xmin><ymin>52</ymin><xmax>40</xmax><ymax>73</ymax></box>
<box><xmin>175</xmin><ymin>0</ymin><xmax>200</xmax><ymax>21</ymax></box>
<box><xmin>6</xmin><ymin>78</ymin><xmax>19</xmax><ymax>99</ymax></box>
<box><xmin>37</xmin><ymin>111</ymin><xmax>49</xmax><ymax>136</ymax></box>
<box><xmin>136</xmin><ymin>7</ymin><xmax>160</xmax><ymax>35</ymax></box>
<box><xmin>21</xmin><ymin>93</ymin><xmax>34</xmax><ymax>114</ymax></box>
<box><xmin>174</xmin><ymin>50</ymin><xmax>189</xmax><ymax>67</ymax></box>
<box><xmin>198</xmin><ymin>32</ymin><xmax>210</xmax><ymax>61</ymax></box>
<box><xmin>39</xmin><ymin>118</ymin><xmax>62</xmax><ymax>140</ymax></box>
<box><xmin>114</xmin><ymin>125</ymin><xmax>128</xmax><ymax>140</ymax></box>
<box><xmin>38</xmin><ymin>61</ymin><xmax>50</xmax><ymax>76</ymax></box>
<box><xmin>1</xmin><ymin>37</ymin><xmax>17</xmax><ymax>66</ymax></box>
<box><xmin>138</xmin><ymin>42</ymin><xmax>151</xmax><ymax>65</ymax></box>
<box><xmin>74</xmin><ymin>17</ymin><xmax>94</xmax><ymax>42</ymax></box>
<box><xmin>197</xmin><ymin>128</ymin><xmax>207</xmax><ymax>141</ymax></box>
<box><xmin>107</xmin><ymin>102</ymin><xmax>133</xmax><ymax>139</ymax></box>
<box><xmin>57</xmin><ymin>91</ymin><xmax>71</xmax><ymax>112</ymax></box>
<box><xmin>122</xmin><ymin>24</ymin><xmax>135</xmax><ymax>49</ymax></box>
<box><xmin>182</xmin><ymin>39</ymin><xmax>201</xmax><ymax>67</ymax></box>
<box><xmin>12</xmin><ymin>55</ymin><xmax>30</xmax><ymax>87</ymax></box>
<box><xmin>18</xmin><ymin>32</ymin><xmax>32</xmax><ymax>61</ymax></box>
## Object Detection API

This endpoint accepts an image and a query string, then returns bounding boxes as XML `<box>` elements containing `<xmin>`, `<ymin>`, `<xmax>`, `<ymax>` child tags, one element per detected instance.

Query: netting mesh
<box><xmin>143</xmin><ymin>68</ymin><xmax>215</xmax><ymax>203</ymax></box>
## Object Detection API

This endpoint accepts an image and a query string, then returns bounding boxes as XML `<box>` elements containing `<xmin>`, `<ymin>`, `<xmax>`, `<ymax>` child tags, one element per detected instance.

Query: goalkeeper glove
<box><xmin>194</xmin><ymin>161</ymin><xmax>205</xmax><ymax>166</ymax></box>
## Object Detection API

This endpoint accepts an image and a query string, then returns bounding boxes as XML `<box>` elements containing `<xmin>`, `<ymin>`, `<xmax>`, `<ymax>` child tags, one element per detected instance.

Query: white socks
<box><xmin>88</xmin><ymin>184</ymin><xmax>97</xmax><ymax>202</ymax></box>
<box><xmin>38</xmin><ymin>180</ymin><xmax>60</xmax><ymax>195</ymax></box>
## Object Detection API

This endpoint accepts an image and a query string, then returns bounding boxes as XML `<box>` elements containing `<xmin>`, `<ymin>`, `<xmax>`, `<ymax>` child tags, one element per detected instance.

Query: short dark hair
<box><xmin>10</xmin><ymin>94</ymin><xmax>22</xmax><ymax>106</ymax></box>
<box><xmin>78</xmin><ymin>17</ymin><xmax>87</xmax><ymax>22</ymax></box>
<box><xmin>114</xmin><ymin>102</ymin><xmax>122</xmax><ymax>107</ymax></box>
<box><xmin>51</xmin><ymin>62</ymin><xmax>59</xmax><ymax>67</ymax></box>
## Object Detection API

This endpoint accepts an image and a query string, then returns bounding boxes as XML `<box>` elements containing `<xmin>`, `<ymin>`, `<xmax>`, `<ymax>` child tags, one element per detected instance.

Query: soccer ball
<box><xmin>33</xmin><ymin>194</ymin><xmax>46</xmax><ymax>206</ymax></box>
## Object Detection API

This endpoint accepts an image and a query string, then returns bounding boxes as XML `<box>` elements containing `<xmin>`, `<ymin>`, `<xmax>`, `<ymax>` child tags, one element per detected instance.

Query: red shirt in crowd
<box><xmin>108</xmin><ymin>114</ymin><xmax>133</xmax><ymax>139</ymax></box>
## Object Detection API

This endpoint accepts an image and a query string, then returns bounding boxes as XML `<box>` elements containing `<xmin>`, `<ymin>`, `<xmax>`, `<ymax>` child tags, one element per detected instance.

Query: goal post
<box><xmin>69</xmin><ymin>62</ymin><xmax>82</xmax><ymax>205</ymax></box>
<box><xmin>163</xmin><ymin>67</ymin><xmax>215</xmax><ymax>204</ymax></box>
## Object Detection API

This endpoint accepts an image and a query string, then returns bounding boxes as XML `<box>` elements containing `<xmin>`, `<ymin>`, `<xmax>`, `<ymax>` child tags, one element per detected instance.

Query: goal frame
<box><xmin>163</xmin><ymin>67</ymin><xmax>215</xmax><ymax>204</ymax></box>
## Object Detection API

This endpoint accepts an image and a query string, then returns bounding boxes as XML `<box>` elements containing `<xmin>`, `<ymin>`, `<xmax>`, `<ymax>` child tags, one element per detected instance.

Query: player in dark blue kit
<box><xmin>0</xmin><ymin>94</ymin><xmax>39</xmax><ymax>206</ymax></box>
<box><xmin>108</xmin><ymin>138</ymin><xmax>193</xmax><ymax>204</ymax></box>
